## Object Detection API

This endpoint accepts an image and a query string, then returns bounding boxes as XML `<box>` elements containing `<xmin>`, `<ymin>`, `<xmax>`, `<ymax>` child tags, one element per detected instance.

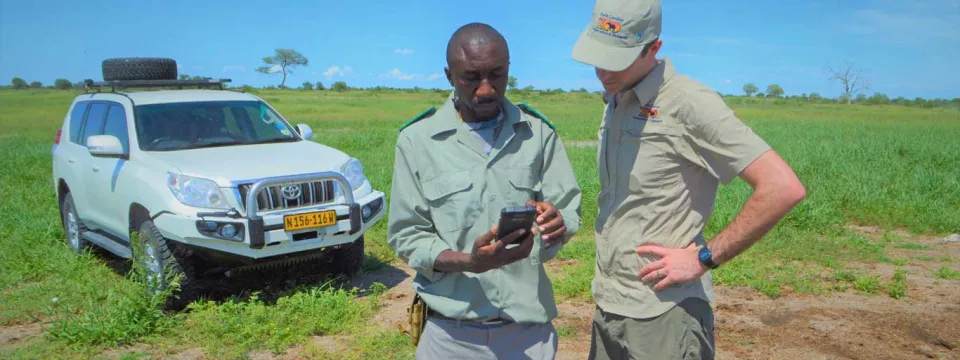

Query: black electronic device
<box><xmin>497</xmin><ymin>205</ymin><xmax>537</xmax><ymax>244</ymax></box>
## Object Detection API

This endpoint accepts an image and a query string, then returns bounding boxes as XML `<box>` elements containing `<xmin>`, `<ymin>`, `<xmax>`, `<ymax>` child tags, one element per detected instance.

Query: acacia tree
<box><xmin>766</xmin><ymin>84</ymin><xmax>784</xmax><ymax>98</ymax></box>
<box><xmin>508</xmin><ymin>76</ymin><xmax>518</xmax><ymax>90</ymax></box>
<box><xmin>742</xmin><ymin>83</ymin><xmax>758</xmax><ymax>97</ymax></box>
<box><xmin>826</xmin><ymin>60</ymin><xmax>869</xmax><ymax>105</ymax></box>
<box><xmin>256</xmin><ymin>49</ymin><xmax>308</xmax><ymax>88</ymax></box>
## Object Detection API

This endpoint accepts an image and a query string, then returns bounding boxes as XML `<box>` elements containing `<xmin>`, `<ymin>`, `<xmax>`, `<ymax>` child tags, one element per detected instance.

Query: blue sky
<box><xmin>2</xmin><ymin>0</ymin><xmax>958</xmax><ymax>99</ymax></box>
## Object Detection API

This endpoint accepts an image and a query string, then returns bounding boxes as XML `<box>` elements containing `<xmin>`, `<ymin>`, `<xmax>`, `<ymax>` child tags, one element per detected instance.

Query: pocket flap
<box><xmin>422</xmin><ymin>171</ymin><xmax>473</xmax><ymax>201</ymax></box>
<box><xmin>508</xmin><ymin>168</ymin><xmax>541</xmax><ymax>191</ymax></box>
<box><xmin>623</xmin><ymin>120</ymin><xmax>682</xmax><ymax>136</ymax></box>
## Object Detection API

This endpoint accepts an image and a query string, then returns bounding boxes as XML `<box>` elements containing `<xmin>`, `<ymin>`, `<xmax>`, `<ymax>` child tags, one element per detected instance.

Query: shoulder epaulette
<box><xmin>517</xmin><ymin>102</ymin><xmax>555</xmax><ymax>130</ymax></box>
<box><xmin>399</xmin><ymin>106</ymin><xmax>436</xmax><ymax>133</ymax></box>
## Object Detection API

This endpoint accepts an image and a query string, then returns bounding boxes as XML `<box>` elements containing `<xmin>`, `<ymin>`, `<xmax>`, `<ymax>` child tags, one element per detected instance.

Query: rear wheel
<box><xmin>136</xmin><ymin>220</ymin><xmax>199</xmax><ymax>310</ymax></box>
<box><xmin>60</xmin><ymin>193</ymin><xmax>88</xmax><ymax>254</ymax></box>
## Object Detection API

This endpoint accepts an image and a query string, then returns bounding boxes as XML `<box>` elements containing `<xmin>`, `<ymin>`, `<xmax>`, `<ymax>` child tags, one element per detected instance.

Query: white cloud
<box><xmin>260</xmin><ymin>65</ymin><xmax>282</xmax><ymax>74</ymax></box>
<box><xmin>723</xmin><ymin>79</ymin><xmax>732</xmax><ymax>84</ymax></box>
<box><xmin>394</xmin><ymin>48</ymin><xmax>415</xmax><ymax>55</ymax></box>
<box><xmin>427</xmin><ymin>73</ymin><xmax>444</xmax><ymax>81</ymax></box>
<box><xmin>222</xmin><ymin>65</ymin><xmax>246</xmax><ymax>72</ymax></box>
<box><xmin>385</xmin><ymin>68</ymin><xmax>416</xmax><ymax>80</ymax></box>
<box><xmin>847</xmin><ymin>8</ymin><xmax>960</xmax><ymax>43</ymax></box>
<box><xmin>323</xmin><ymin>65</ymin><xmax>353</xmax><ymax>78</ymax></box>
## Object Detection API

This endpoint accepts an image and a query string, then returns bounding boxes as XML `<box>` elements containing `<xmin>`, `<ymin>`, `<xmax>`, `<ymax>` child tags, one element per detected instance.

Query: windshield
<box><xmin>134</xmin><ymin>100</ymin><xmax>298</xmax><ymax>151</ymax></box>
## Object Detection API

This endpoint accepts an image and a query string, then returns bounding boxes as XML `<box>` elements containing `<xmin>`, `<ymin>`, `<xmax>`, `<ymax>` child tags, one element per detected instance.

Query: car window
<box><xmin>134</xmin><ymin>101</ymin><xmax>297</xmax><ymax>151</ymax></box>
<box><xmin>69</xmin><ymin>101</ymin><xmax>89</xmax><ymax>144</ymax></box>
<box><xmin>81</xmin><ymin>103</ymin><xmax>109</xmax><ymax>147</ymax></box>
<box><xmin>103</xmin><ymin>104</ymin><xmax>129</xmax><ymax>154</ymax></box>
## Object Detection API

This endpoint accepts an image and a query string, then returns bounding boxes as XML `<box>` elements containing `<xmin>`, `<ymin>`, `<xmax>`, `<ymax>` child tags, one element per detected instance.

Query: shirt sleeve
<box><xmin>680</xmin><ymin>88</ymin><xmax>771</xmax><ymax>185</ymax></box>
<box><xmin>537</xmin><ymin>128</ymin><xmax>582</xmax><ymax>262</ymax></box>
<box><xmin>386</xmin><ymin>135</ymin><xmax>452</xmax><ymax>281</ymax></box>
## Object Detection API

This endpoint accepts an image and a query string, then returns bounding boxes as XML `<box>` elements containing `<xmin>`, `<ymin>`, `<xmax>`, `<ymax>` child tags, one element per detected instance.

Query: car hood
<box><xmin>147</xmin><ymin>140</ymin><xmax>351</xmax><ymax>187</ymax></box>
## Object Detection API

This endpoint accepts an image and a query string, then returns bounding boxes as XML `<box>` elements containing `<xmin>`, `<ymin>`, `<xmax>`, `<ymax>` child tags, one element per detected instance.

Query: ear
<box><xmin>650</xmin><ymin>39</ymin><xmax>663</xmax><ymax>57</ymax></box>
<box><xmin>444</xmin><ymin>67</ymin><xmax>453</xmax><ymax>86</ymax></box>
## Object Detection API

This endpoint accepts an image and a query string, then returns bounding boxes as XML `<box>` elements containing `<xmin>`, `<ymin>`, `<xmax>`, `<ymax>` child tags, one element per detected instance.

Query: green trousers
<box><xmin>588</xmin><ymin>298</ymin><xmax>715</xmax><ymax>360</ymax></box>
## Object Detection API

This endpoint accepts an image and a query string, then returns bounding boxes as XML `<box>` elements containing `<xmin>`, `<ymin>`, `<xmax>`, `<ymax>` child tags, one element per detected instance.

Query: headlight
<box><xmin>167</xmin><ymin>173</ymin><xmax>229</xmax><ymax>209</ymax></box>
<box><xmin>341</xmin><ymin>158</ymin><xmax>367</xmax><ymax>191</ymax></box>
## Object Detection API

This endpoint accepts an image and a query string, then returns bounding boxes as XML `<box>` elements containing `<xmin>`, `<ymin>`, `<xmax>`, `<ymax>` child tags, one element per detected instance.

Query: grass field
<box><xmin>1</xmin><ymin>88</ymin><xmax>958</xmax><ymax>359</ymax></box>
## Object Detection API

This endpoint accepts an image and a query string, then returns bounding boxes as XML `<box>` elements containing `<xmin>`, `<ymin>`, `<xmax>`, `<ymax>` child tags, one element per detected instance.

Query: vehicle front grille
<box><xmin>238</xmin><ymin>180</ymin><xmax>337</xmax><ymax>212</ymax></box>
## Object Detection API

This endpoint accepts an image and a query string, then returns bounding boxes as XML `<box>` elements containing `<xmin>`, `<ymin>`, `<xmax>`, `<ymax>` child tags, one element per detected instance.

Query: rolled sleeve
<box><xmin>387</xmin><ymin>136</ymin><xmax>450</xmax><ymax>281</ymax></box>
<box><xmin>681</xmin><ymin>89</ymin><xmax>771</xmax><ymax>185</ymax></box>
<box><xmin>538</xmin><ymin>129</ymin><xmax>582</xmax><ymax>262</ymax></box>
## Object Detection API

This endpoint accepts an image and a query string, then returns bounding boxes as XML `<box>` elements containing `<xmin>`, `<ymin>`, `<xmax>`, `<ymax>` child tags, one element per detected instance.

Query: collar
<box><xmin>601</xmin><ymin>58</ymin><xmax>675</xmax><ymax>106</ymax></box>
<box><xmin>431</xmin><ymin>91</ymin><xmax>526</xmax><ymax>137</ymax></box>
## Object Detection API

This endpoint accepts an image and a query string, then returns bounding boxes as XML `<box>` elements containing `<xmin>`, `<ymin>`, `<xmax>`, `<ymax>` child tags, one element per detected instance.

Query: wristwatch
<box><xmin>697</xmin><ymin>245</ymin><xmax>719</xmax><ymax>269</ymax></box>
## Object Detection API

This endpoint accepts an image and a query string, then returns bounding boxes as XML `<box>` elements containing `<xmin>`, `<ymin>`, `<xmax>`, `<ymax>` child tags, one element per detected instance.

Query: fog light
<box><xmin>361</xmin><ymin>205</ymin><xmax>372</xmax><ymax>219</ymax></box>
<box><xmin>219</xmin><ymin>224</ymin><xmax>238</xmax><ymax>238</ymax></box>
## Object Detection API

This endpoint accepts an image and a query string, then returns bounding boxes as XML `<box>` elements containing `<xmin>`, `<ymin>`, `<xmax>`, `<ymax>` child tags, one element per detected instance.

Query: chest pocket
<box><xmin>421</xmin><ymin>169</ymin><xmax>476</xmax><ymax>234</ymax></box>
<box><xmin>618</xmin><ymin>120</ymin><xmax>684</xmax><ymax>193</ymax></box>
<box><xmin>507</xmin><ymin>167</ymin><xmax>542</xmax><ymax>203</ymax></box>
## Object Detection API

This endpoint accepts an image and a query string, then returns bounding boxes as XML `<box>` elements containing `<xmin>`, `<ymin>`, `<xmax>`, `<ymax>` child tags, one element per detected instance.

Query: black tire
<box><xmin>60</xmin><ymin>193</ymin><xmax>88</xmax><ymax>254</ymax></box>
<box><xmin>137</xmin><ymin>220</ymin><xmax>199</xmax><ymax>310</ymax></box>
<box><xmin>102</xmin><ymin>58</ymin><xmax>178</xmax><ymax>81</ymax></box>
<box><xmin>330</xmin><ymin>236</ymin><xmax>365</xmax><ymax>277</ymax></box>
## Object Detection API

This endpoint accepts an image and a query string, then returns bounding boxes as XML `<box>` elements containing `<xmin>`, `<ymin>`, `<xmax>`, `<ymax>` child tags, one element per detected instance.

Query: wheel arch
<box><xmin>129</xmin><ymin>203</ymin><xmax>151</xmax><ymax>236</ymax></box>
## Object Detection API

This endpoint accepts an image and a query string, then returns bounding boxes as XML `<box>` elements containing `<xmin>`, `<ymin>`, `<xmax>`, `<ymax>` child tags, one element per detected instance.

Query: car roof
<box><xmin>80</xmin><ymin>89</ymin><xmax>260</xmax><ymax>106</ymax></box>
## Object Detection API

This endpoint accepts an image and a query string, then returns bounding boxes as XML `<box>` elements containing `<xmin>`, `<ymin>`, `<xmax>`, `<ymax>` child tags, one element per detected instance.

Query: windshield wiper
<box><xmin>183</xmin><ymin>140</ymin><xmax>246</xmax><ymax>150</ymax></box>
<box><xmin>252</xmin><ymin>138</ymin><xmax>298</xmax><ymax>145</ymax></box>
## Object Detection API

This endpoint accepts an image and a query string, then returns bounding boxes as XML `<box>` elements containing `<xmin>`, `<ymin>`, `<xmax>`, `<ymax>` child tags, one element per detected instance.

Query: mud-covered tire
<box><xmin>102</xmin><ymin>58</ymin><xmax>178</xmax><ymax>81</ymax></box>
<box><xmin>60</xmin><ymin>193</ymin><xmax>88</xmax><ymax>254</ymax></box>
<box><xmin>330</xmin><ymin>236</ymin><xmax>364</xmax><ymax>277</ymax></box>
<box><xmin>137</xmin><ymin>220</ymin><xmax>198</xmax><ymax>310</ymax></box>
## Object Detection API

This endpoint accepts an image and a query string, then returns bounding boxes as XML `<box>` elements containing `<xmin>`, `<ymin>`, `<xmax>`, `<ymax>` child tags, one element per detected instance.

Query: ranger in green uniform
<box><xmin>570</xmin><ymin>0</ymin><xmax>807</xmax><ymax>359</ymax></box>
<box><xmin>388</xmin><ymin>23</ymin><xmax>582</xmax><ymax>360</ymax></box>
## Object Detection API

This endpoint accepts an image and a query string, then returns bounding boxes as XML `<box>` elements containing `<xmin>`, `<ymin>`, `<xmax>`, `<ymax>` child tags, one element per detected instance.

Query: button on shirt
<box><xmin>388</xmin><ymin>92</ymin><xmax>582</xmax><ymax>324</ymax></box>
<box><xmin>593</xmin><ymin>58</ymin><xmax>771</xmax><ymax>319</ymax></box>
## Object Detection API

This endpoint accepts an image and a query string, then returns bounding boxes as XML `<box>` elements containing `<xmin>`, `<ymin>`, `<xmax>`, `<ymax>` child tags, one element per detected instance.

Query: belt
<box><xmin>426</xmin><ymin>308</ymin><xmax>510</xmax><ymax>325</ymax></box>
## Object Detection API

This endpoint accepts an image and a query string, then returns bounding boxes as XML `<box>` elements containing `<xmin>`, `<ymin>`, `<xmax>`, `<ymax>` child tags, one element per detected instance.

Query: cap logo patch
<box><xmin>596</xmin><ymin>17</ymin><xmax>622</xmax><ymax>33</ymax></box>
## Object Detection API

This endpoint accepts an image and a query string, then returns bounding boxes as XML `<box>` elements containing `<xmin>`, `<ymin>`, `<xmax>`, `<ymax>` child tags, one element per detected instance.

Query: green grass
<box><xmin>934</xmin><ymin>266</ymin><xmax>960</xmax><ymax>280</ymax></box>
<box><xmin>1</xmin><ymin>88</ymin><xmax>958</xmax><ymax>358</ymax></box>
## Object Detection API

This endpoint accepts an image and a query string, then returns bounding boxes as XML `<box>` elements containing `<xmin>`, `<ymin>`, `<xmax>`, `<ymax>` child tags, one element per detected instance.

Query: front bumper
<box><xmin>153</xmin><ymin>172</ymin><xmax>386</xmax><ymax>260</ymax></box>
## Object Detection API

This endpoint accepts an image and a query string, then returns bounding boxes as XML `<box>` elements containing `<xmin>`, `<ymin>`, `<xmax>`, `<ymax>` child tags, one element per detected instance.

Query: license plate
<box><xmin>283</xmin><ymin>210</ymin><xmax>337</xmax><ymax>232</ymax></box>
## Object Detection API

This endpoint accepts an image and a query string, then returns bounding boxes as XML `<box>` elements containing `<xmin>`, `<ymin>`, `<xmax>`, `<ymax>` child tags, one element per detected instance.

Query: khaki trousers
<box><xmin>589</xmin><ymin>298</ymin><xmax>715</xmax><ymax>360</ymax></box>
<box><xmin>415</xmin><ymin>316</ymin><xmax>558</xmax><ymax>360</ymax></box>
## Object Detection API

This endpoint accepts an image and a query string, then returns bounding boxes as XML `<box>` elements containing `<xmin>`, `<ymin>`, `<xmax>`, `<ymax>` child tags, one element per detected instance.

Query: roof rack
<box><xmin>83</xmin><ymin>78</ymin><xmax>232</xmax><ymax>93</ymax></box>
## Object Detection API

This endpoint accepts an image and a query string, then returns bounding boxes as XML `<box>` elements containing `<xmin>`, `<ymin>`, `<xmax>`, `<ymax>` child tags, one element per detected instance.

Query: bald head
<box><xmin>446</xmin><ymin>23</ymin><xmax>509</xmax><ymax>66</ymax></box>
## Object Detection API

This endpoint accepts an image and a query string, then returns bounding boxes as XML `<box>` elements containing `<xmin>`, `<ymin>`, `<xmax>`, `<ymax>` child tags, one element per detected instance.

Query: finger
<box><xmin>653</xmin><ymin>275</ymin><xmax>674</xmax><ymax>291</ymax></box>
<box><xmin>636</xmin><ymin>245</ymin><xmax>670</xmax><ymax>258</ymax></box>
<box><xmin>536</xmin><ymin>205</ymin><xmax>557</xmax><ymax>224</ymax></box>
<box><xmin>641</xmin><ymin>266</ymin><xmax>667</xmax><ymax>283</ymax></box>
<box><xmin>542</xmin><ymin>226</ymin><xmax>567</xmax><ymax>248</ymax></box>
<box><xmin>475</xmin><ymin>226</ymin><xmax>497</xmax><ymax>249</ymax></box>
<box><xmin>505</xmin><ymin>233</ymin><xmax>535</xmax><ymax>261</ymax></box>
<box><xmin>538</xmin><ymin>214</ymin><xmax>563</xmax><ymax>235</ymax></box>
<box><xmin>638</xmin><ymin>259</ymin><xmax>666</xmax><ymax>279</ymax></box>
<box><xmin>497</xmin><ymin>228</ymin><xmax>527</xmax><ymax>248</ymax></box>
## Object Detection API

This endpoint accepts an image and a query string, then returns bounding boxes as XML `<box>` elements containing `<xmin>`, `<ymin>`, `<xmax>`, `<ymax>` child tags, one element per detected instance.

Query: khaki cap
<box><xmin>571</xmin><ymin>0</ymin><xmax>662</xmax><ymax>72</ymax></box>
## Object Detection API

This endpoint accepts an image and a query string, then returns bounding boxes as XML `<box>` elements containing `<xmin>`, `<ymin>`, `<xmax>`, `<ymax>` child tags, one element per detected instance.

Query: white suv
<box><xmin>52</xmin><ymin>58</ymin><xmax>386</xmax><ymax>308</ymax></box>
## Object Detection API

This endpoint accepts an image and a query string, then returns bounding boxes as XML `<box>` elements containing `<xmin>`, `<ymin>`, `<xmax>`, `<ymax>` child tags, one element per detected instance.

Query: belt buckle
<box><xmin>478</xmin><ymin>317</ymin><xmax>506</xmax><ymax>325</ymax></box>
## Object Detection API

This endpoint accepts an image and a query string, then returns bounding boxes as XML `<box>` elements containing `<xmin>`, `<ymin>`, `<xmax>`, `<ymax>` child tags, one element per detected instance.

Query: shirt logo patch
<box><xmin>633</xmin><ymin>105</ymin><xmax>661</xmax><ymax>123</ymax></box>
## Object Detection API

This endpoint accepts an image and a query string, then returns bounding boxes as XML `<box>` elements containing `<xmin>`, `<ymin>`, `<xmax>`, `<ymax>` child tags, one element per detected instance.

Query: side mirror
<box><xmin>296</xmin><ymin>124</ymin><xmax>314</xmax><ymax>140</ymax></box>
<box><xmin>87</xmin><ymin>135</ymin><xmax>125</xmax><ymax>158</ymax></box>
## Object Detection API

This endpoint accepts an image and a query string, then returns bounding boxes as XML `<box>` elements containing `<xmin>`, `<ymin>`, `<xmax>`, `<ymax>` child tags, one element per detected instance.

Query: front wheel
<box><xmin>136</xmin><ymin>220</ymin><xmax>199</xmax><ymax>310</ymax></box>
<box><xmin>329</xmin><ymin>236</ymin><xmax>364</xmax><ymax>277</ymax></box>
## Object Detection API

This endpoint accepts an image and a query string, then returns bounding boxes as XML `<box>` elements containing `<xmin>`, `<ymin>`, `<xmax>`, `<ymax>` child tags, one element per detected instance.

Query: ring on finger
<box><xmin>656</xmin><ymin>269</ymin><xmax>662</xmax><ymax>278</ymax></box>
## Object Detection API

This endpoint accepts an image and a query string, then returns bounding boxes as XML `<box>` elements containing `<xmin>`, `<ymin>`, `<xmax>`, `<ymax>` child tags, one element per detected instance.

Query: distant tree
<box><xmin>766</xmin><ymin>84</ymin><xmax>784</xmax><ymax>98</ymax></box>
<box><xmin>179</xmin><ymin>74</ymin><xmax>190</xmax><ymax>80</ymax></box>
<box><xmin>742</xmin><ymin>83</ymin><xmax>758</xmax><ymax>97</ymax></box>
<box><xmin>522</xmin><ymin>85</ymin><xmax>535</xmax><ymax>93</ymax></box>
<box><xmin>315</xmin><ymin>81</ymin><xmax>325</xmax><ymax>90</ymax></box>
<box><xmin>30</xmin><ymin>81</ymin><xmax>42</xmax><ymax>88</ymax></box>
<box><xmin>331</xmin><ymin>81</ymin><xmax>348</xmax><ymax>92</ymax></box>
<box><xmin>756</xmin><ymin>92</ymin><xmax>765</xmax><ymax>98</ymax></box>
<box><xmin>855</xmin><ymin>93</ymin><xmax>867</xmax><ymax>103</ymax></box>
<box><xmin>508</xmin><ymin>76</ymin><xmax>518</xmax><ymax>90</ymax></box>
<box><xmin>54</xmin><ymin>78</ymin><xmax>72</xmax><ymax>90</ymax></box>
<box><xmin>867</xmin><ymin>92</ymin><xmax>889</xmax><ymax>105</ymax></box>
<box><xmin>809</xmin><ymin>92</ymin><xmax>822</xmax><ymax>102</ymax></box>
<box><xmin>578</xmin><ymin>87</ymin><xmax>588</xmax><ymax>93</ymax></box>
<box><xmin>256</xmin><ymin>48</ymin><xmax>308</xmax><ymax>88</ymax></box>
<box><xmin>301</xmin><ymin>81</ymin><xmax>314</xmax><ymax>91</ymax></box>
<box><xmin>826</xmin><ymin>60</ymin><xmax>869</xmax><ymax>105</ymax></box>
<box><xmin>11</xmin><ymin>77</ymin><xmax>27</xmax><ymax>89</ymax></box>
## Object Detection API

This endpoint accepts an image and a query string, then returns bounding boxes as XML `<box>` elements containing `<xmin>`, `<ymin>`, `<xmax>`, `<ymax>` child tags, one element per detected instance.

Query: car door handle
<box><xmin>68</xmin><ymin>159</ymin><xmax>76</xmax><ymax>164</ymax></box>
<box><xmin>92</xmin><ymin>166</ymin><xmax>101</xmax><ymax>172</ymax></box>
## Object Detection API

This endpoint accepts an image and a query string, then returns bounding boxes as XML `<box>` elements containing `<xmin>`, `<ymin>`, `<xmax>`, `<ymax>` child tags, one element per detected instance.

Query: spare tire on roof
<box><xmin>102</xmin><ymin>57</ymin><xmax>178</xmax><ymax>81</ymax></box>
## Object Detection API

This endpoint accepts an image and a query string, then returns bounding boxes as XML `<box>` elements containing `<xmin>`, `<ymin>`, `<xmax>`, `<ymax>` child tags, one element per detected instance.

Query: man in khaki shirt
<box><xmin>570</xmin><ymin>0</ymin><xmax>807</xmax><ymax>358</ymax></box>
<box><xmin>388</xmin><ymin>23</ymin><xmax>582</xmax><ymax>359</ymax></box>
